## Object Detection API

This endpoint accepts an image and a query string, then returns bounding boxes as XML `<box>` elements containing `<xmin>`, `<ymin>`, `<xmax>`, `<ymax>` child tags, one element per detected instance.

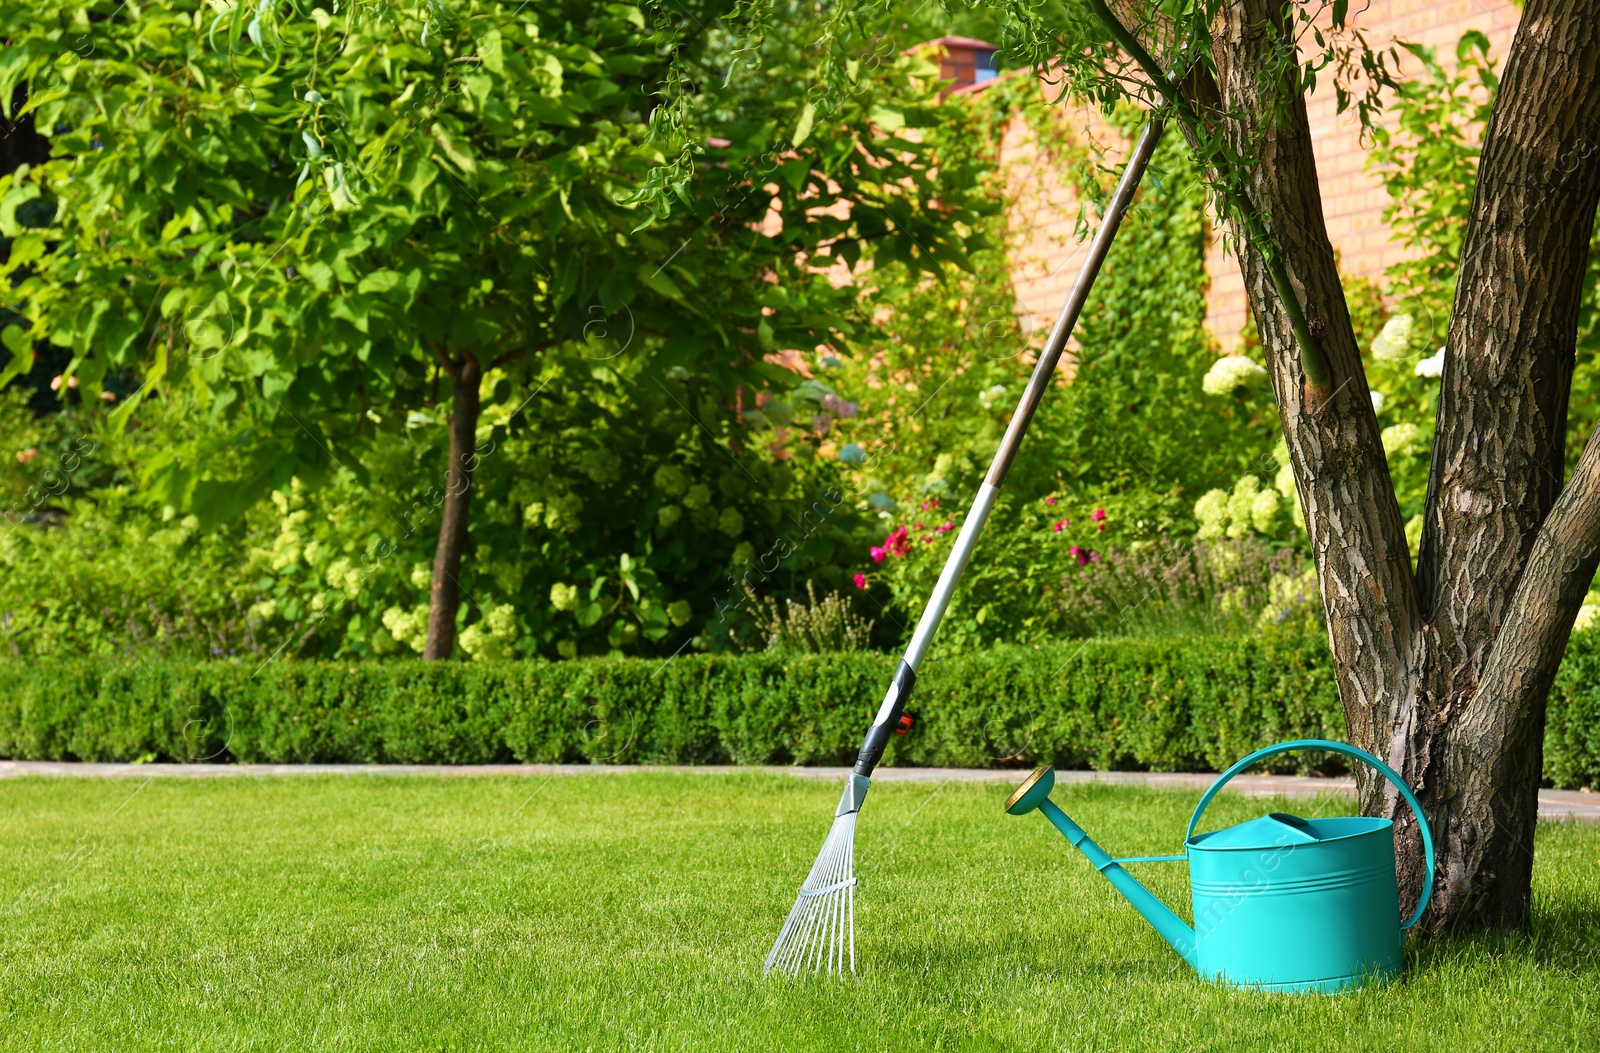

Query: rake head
<box><xmin>765</xmin><ymin>774</ymin><xmax>868</xmax><ymax>977</ymax></box>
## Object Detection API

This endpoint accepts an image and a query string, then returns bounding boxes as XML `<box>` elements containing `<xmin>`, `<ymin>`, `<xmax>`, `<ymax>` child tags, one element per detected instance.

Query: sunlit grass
<box><xmin>0</xmin><ymin>773</ymin><xmax>1594</xmax><ymax>1051</ymax></box>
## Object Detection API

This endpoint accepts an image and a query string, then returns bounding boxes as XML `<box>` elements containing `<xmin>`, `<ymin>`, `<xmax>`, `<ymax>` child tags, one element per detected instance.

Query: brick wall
<box><xmin>992</xmin><ymin>0</ymin><xmax>1522</xmax><ymax>354</ymax></box>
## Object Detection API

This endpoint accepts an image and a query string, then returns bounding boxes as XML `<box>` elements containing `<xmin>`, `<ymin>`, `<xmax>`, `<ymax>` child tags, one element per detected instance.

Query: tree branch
<box><xmin>488</xmin><ymin>336</ymin><xmax>565</xmax><ymax>373</ymax></box>
<box><xmin>1415</xmin><ymin>0</ymin><xmax>1600</xmax><ymax>690</ymax></box>
<box><xmin>422</xmin><ymin>336</ymin><xmax>460</xmax><ymax>384</ymax></box>
<box><xmin>1088</xmin><ymin>0</ymin><xmax>1332</xmax><ymax>395</ymax></box>
<box><xmin>1468</xmin><ymin>423</ymin><xmax>1600</xmax><ymax>747</ymax></box>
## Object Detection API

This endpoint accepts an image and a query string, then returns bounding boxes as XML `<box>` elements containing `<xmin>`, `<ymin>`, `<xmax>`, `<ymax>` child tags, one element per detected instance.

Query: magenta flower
<box><xmin>936</xmin><ymin>520</ymin><xmax>954</xmax><ymax>534</ymax></box>
<box><xmin>1069</xmin><ymin>545</ymin><xmax>1081</xmax><ymax>557</ymax></box>
<box><xmin>883</xmin><ymin>526</ymin><xmax>911</xmax><ymax>558</ymax></box>
<box><xmin>870</xmin><ymin>546</ymin><xmax>886</xmax><ymax>564</ymax></box>
<box><xmin>1097</xmin><ymin>524</ymin><xmax>1106</xmax><ymax>532</ymax></box>
<box><xmin>1052</xmin><ymin>521</ymin><xmax>1065</xmax><ymax>533</ymax></box>
<box><xmin>852</xmin><ymin>572</ymin><xmax>867</xmax><ymax>589</ymax></box>
<box><xmin>1045</xmin><ymin>496</ymin><xmax>1056</xmax><ymax>506</ymax></box>
<box><xmin>1090</xmin><ymin>508</ymin><xmax>1106</xmax><ymax>522</ymax></box>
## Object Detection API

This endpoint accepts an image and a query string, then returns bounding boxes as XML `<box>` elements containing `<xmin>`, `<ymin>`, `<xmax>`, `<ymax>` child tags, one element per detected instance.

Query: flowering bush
<box><xmin>1047</xmin><ymin>537</ymin><xmax>1316</xmax><ymax>639</ymax></box>
<box><xmin>1194</xmin><ymin>474</ymin><xmax>1289</xmax><ymax>540</ymax></box>
<box><xmin>862</xmin><ymin>488</ymin><xmax>1204</xmax><ymax>654</ymax></box>
<box><xmin>1201</xmin><ymin>355</ymin><xmax>1268</xmax><ymax>396</ymax></box>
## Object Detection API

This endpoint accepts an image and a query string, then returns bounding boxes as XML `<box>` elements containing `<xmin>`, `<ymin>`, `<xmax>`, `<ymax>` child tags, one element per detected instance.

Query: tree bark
<box><xmin>1187</xmin><ymin>0</ymin><xmax>1600</xmax><ymax>931</ymax></box>
<box><xmin>424</xmin><ymin>351</ymin><xmax>482</xmax><ymax>660</ymax></box>
<box><xmin>1401</xmin><ymin>0</ymin><xmax>1600</xmax><ymax>928</ymax></box>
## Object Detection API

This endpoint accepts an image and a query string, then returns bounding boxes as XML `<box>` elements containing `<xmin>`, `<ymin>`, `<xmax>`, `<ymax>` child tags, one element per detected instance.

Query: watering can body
<box><xmin>1007</xmin><ymin>739</ymin><xmax>1435</xmax><ymax>994</ymax></box>
<box><xmin>1188</xmin><ymin>813</ymin><xmax>1405</xmax><ymax>992</ymax></box>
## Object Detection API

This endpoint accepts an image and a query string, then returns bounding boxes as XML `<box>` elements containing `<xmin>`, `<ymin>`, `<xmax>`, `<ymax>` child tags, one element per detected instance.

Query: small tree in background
<box><xmin>0</xmin><ymin>0</ymin><xmax>994</xmax><ymax>658</ymax></box>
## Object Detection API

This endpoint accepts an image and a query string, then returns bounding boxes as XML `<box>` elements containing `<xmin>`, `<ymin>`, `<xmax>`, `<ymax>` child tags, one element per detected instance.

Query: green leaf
<box><xmin>358</xmin><ymin>270</ymin><xmax>402</xmax><ymax>294</ymax></box>
<box><xmin>867</xmin><ymin>105</ymin><xmax>905</xmax><ymax>132</ymax></box>
<box><xmin>791</xmin><ymin>100</ymin><xmax>815</xmax><ymax>147</ymax></box>
<box><xmin>430</xmin><ymin>124</ymin><xmax>477</xmax><ymax>175</ymax></box>
<box><xmin>640</xmin><ymin>268</ymin><xmax>683</xmax><ymax>300</ymax></box>
<box><xmin>0</xmin><ymin>326</ymin><xmax>33</xmax><ymax>389</ymax></box>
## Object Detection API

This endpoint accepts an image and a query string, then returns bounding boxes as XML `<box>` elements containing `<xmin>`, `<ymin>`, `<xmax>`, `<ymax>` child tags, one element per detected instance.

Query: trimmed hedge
<box><xmin>0</xmin><ymin>633</ymin><xmax>1595</xmax><ymax>786</ymax></box>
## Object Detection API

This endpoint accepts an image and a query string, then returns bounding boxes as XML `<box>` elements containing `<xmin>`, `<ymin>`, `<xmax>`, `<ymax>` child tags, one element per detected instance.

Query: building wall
<box><xmin>989</xmin><ymin>0</ymin><xmax>1522</xmax><ymax>355</ymax></box>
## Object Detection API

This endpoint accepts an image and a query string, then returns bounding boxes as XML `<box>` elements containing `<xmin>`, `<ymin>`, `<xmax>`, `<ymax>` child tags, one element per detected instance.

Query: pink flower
<box><xmin>16</xmin><ymin>448</ymin><xmax>39</xmax><ymax>464</ymax></box>
<box><xmin>852</xmin><ymin>572</ymin><xmax>867</xmax><ymax>589</ymax></box>
<box><xmin>915</xmin><ymin>522</ymin><xmax>924</xmax><ymax>530</ymax></box>
<box><xmin>1090</xmin><ymin>508</ymin><xmax>1106</xmax><ymax>522</ymax></box>
<box><xmin>1069</xmin><ymin>545</ymin><xmax>1081</xmax><ymax>557</ymax></box>
<box><xmin>870</xmin><ymin>546</ymin><xmax>886</xmax><ymax>564</ymax></box>
<box><xmin>1097</xmin><ymin>524</ymin><xmax>1105</xmax><ymax>532</ymax></box>
<box><xmin>1045</xmin><ymin>496</ymin><xmax>1056</xmax><ymax>506</ymax></box>
<box><xmin>1073</xmin><ymin>547</ymin><xmax>1095</xmax><ymax>566</ymax></box>
<box><xmin>883</xmin><ymin>526</ymin><xmax>911</xmax><ymax>558</ymax></box>
<box><xmin>1052</xmin><ymin>521</ymin><xmax>1065</xmax><ymax>533</ymax></box>
<box><xmin>936</xmin><ymin>520</ymin><xmax>953</xmax><ymax>534</ymax></box>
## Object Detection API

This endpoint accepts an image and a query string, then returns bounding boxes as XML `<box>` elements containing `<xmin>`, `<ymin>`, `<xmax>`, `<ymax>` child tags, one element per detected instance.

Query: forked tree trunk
<box><xmin>424</xmin><ymin>351</ymin><xmax>482</xmax><ymax>660</ymax></box>
<box><xmin>1182</xmin><ymin>0</ymin><xmax>1600</xmax><ymax>930</ymax></box>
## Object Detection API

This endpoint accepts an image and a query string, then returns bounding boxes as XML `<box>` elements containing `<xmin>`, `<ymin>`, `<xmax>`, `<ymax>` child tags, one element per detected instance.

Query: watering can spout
<box><xmin>1006</xmin><ymin>766</ymin><xmax>1197</xmax><ymax>969</ymax></box>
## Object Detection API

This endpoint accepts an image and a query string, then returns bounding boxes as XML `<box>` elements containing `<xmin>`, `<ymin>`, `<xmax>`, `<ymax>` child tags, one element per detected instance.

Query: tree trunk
<box><xmin>1187</xmin><ymin>0</ymin><xmax>1600</xmax><ymax>931</ymax></box>
<box><xmin>424</xmin><ymin>352</ymin><xmax>482</xmax><ymax>660</ymax></box>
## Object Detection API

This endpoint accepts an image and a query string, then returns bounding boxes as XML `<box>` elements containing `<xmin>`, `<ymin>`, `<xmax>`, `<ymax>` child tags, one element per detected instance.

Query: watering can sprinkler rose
<box><xmin>1006</xmin><ymin>739</ymin><xmax>1436</xmax><ymax>993</ymax></box>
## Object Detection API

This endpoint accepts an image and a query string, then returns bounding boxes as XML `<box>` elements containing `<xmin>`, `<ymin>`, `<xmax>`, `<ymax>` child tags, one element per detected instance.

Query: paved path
<box><xmin>3</xmin><ymin>760</ymin><xmax>1595</xmax><ymax>822</ymax></box>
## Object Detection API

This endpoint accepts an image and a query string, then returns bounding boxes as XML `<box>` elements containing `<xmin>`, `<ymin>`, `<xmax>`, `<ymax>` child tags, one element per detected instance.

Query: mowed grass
<box><xmin>0</xmin><ymin>773</ymin><xmax>1596</xmax><ymax>1052</ymax></box>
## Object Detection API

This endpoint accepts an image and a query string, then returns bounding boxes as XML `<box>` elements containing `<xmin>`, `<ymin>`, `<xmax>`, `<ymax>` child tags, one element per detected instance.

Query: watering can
<box><xmin>1005</xmin><ymin>739</ymin><xmax>1435</xmax><ymax>993</ymax></box>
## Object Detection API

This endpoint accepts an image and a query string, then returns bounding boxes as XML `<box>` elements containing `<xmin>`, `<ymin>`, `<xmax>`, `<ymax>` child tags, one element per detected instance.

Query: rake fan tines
<box><xmin>765</xmin><ymin>783</ymin><xmax>860</xmax><ymax>977</ymax></box>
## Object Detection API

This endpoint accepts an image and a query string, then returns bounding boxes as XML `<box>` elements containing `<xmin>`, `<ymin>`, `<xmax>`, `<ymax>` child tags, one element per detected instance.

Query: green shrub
<box><xmin>0</xmin><ymin>632</ymin><xmax>1595</xmax><ymax>786</ymax></box>
<box><xmin>1548</xmin><ymin>631</ymin><xmax>1600</xmax><ymax>791</ymax></box>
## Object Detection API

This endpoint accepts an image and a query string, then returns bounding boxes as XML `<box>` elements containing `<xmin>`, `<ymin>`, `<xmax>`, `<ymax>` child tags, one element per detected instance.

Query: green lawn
<box><xmin>0</xmin><ymin>773</ymin><xmax>1595</xmax><ymax>1052</ymax></box>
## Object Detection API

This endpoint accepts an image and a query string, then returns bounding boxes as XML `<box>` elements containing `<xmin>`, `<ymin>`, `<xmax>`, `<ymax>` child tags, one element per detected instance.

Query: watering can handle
<box><xmin>1185</xmin><ymin>738</ymin><xmax>1436</xmax><ymax>931</ymax></box>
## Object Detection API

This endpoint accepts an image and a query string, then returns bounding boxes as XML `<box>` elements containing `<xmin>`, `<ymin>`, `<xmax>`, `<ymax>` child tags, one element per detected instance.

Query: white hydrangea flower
<box><xmin>1194</xmin><ymin>489</ymin><xmax>1229</xmax><ymax>540</ymax></box>
<box><xmin>1381</xmin><ymin>423</ymin><xmax>1425</xmax><ymax>457</ymax></box>
<box><xmin>1250</xmin><ymin>487</ymin><xmax>1281</xmax><ymax>534</ymax></box>
<box><xmin>1370</xmin><ymin>391</ymin><xmax>1386</xmax><ymax>414</ymax></box>
<box><xmin>978</xmin><ymin>384</ymin><xmax>1008</xmax><ymax>409</ymax></box>
<box><xmin>1275</xmin><ymin>462</ymin><xmax>1304</xmax><ymax>531</ymax></box>
<box><xmin>381</xmin><ymin>604</ymin><xmax>429</xmax><ymax>654</ymax></box>
<box><xmin>1202</xmin><ymin>355</ymin><xmax>1267</xmax><ymax>395</ymax></box>
<box><xmin>1415</xmin><ymin>348</ymin><xmax>1446</xmax><ymax>378</ymax></box>
<box><xmin>1225</xmin><ymin>475</ymin><xmax>1261</xmax><ymax>539</ymax></box>
<box><xmin>1370</xmin><ymin>314</ymin><xmax>1413</xmax><ymax>361</ymax></box>
<box><xmin>549</xmin><ymin>582</ymin><xmax>579</xmax><ymax>612</ymax></box>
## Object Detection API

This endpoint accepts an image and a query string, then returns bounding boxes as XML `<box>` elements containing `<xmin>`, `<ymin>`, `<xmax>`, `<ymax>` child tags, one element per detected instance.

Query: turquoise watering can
<box><xmin>1006</xmin><ymin>739</ymin><xmax>1435</xmax><ymax>993</ymax></box>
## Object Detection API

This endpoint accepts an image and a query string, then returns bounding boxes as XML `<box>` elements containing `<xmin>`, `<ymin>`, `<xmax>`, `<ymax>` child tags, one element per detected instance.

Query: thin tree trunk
<box><xmin>424</xmin><ymin>352</ymin><xmax>482</xmax><ymax>660</ymax></box>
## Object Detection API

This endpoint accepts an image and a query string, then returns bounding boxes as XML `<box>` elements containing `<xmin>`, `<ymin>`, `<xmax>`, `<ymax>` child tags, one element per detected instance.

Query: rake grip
<box><xmin>853</xmin><ymin>660</ymin><xmax>916</xmax><ymax>777</ymax></box>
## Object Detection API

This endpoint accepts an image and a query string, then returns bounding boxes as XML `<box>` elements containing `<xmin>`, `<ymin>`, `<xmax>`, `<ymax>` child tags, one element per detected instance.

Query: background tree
<box><xmin>0</xmin><ymin>0</ymin><xmax>991</xmax><ymax>658</ymax></box>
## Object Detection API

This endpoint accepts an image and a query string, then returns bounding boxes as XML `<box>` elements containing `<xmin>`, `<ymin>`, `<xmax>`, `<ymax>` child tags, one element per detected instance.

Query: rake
<box><xmin>765</xmin><ymin>116</ymin><xmax>1167</xmax><ymax>978</ymax></box>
